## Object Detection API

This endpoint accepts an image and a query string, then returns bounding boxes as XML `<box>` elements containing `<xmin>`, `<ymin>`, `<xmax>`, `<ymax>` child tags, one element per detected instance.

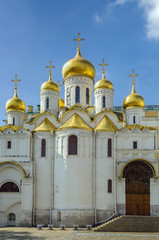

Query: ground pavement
<box><xmin>0</xmin><ymin>227</ymin><xmax>159</xmax><ymax>240</ymax></box>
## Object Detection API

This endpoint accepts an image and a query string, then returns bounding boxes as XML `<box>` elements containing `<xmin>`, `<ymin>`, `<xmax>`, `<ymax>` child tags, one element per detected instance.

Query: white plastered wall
<box><xmin>125</xmin><ymin>107</ymin><xmax>143</xmax><ymax>125</ymax></box>
<box><xmin>54</xmin><ymin>129</ymin><xmax>93</xmax><ymax>209</ymax></box>
<box><xmin>94</xmin><ymin>88</ymin><xmax>114</xmax><ymax>114</ymax></box>
<box><xmin>33</xmin><ymin>132</ymin><xmax>53</xmax><ymax>210</ymax></box>
<box><xmin>40</xmin><ymin>90</ymin><xmax>59</xmax><ymax>117</ymax></box>
<box><xmin>7</xmin><ymin>111</ymin><xmax>24</xmax><ymax>126</ymax></box>
<box><xmin>0</xmin><ymin>166</ymin><xmax>22</xmax><ymax>226</ymax></box>
<box><xmin>95</xmin><ymin>132</ymin><xmax>115</xmax><ymax>212</ymax></box>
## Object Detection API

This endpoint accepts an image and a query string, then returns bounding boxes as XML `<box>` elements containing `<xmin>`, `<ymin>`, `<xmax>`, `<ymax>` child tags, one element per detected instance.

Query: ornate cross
<box><xmin>129</xmin><ymin>69</ymin><xmax>139</xmax><ymax>85</ymax></box>
<box><xmin>73</xmin><ymin>32</ymin><xmax>85</xmax><ymax>49</ymax></box>
<box><xmin>46</xmin><ymin>60</ymin><xmax>55</xmax><ymax>76</ymax></box>
<box><xmin>11</xmin><ymin>74</ymin><xmax>21</xmax><ymax>89</ymax></box>
<box><xmin>99</xmin><ymin>58</ymin><xmax>108</xmax><ymax>73</ymax></box>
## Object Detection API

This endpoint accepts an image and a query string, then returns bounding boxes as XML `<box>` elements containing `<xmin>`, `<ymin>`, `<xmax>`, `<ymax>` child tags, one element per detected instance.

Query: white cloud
<box><xmin>112</xmin><ymin>0</ymin><xmax>131</xmax><ymax>6</ymax></box>
<box><xmin>93</xmin><ymin>13</ymin><xmax>103</xmax><ymax>23</ymax></box>
<box><xmin>93</xmin><ymin>0</ymin><xmax>159</xmax><ymax>41</ymax></box>
<box><xmin>93</xmin><ymin>0</ymin><xmax>132</xmax><ymax>24</ymax></box>
<box><xmin>139</xmin><ymin>0</ymin><xmax>159</xmax><ymax>40</ymax></box>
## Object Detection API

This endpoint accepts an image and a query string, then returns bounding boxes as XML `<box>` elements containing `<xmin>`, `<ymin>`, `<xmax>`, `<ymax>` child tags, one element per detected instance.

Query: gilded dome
<box><xmin>94</xmin><ymin>72</ymin><xmax>113</xmax><ymax>91</ymax></box>
<box><xmin>59</xmin><ymin>98</ymin><xmax>64</xmax><ymax>107</ymax></box>
<box><xmin>41</xmin><ymin>76</ymin><xmax>59</xmax><ymax>92</ymax></box>
<box><xmin>123</xmin><ymin>83</ymin><xmax>145</xmax><ymax>109</ymax></box>
<box><xmin>6</xmin><ymin>90</ymin><xmax>26</xmax><ymax>113</ymax></box>
<box><xmin>62</xmin><ymin>49</ymin><xmax>95</xmax><ymax>81</ymax></box>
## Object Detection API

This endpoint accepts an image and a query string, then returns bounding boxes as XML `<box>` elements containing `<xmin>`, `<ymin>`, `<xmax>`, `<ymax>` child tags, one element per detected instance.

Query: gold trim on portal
<box><xmin>120</xmin><ymin>159</ymin><xmax>157</xmax><ymax>179</ymax></box>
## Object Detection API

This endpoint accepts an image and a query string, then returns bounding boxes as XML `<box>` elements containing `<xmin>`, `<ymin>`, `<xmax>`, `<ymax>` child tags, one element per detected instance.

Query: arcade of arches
<box><xmin>123</xmin><ymin>160</ymin><xmax>154</xmax><ymax>216</ymax></box>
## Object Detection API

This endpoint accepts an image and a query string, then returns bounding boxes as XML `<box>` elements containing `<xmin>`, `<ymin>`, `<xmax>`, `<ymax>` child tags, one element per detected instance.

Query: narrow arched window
<box><xmin>41</xmin><ymin>139</ymin><xmax>46</xmax><ymax>157</ymax></box>
<box><xmin>103</xmin><ymin>96</ymin><xmax>105</xmax><ymax>108</ymax></box>
<box><xmin>108</xmin><ymin>138</ymin><xmax>112</xmax><ymax>157</ymax></box>
<box><xmin>66</xmin><ymin>87</ymin><xmax>70</xmax><ymax>105</ymax></box>
<box><xmin>7</xmin><ymin>141</ymin><xmax>11</xmax><ymax>149</ymax></box>
<box><xmin>0</xmin><ymin>182</ymin><xmax>19</xmax><ymax>192</ymax></box>
<box><xmin>86</xmin><ymin>88</ymin><xmax>89</xmax><ymax>104</ymax></box>
<box><xmin>68</xmin><ymin>135</ymin><xmax>77</xmax><ymax>155</ymax></box>
<box><xmin>108</xmin><ymin>179</ymin><xmax>112</xmax><ymax>193</ymax></box>
<box><xmin>46</xmin><ymin>98</ymin><xmax>49</xmax><ymax>110</ymax></box>
<box><xmin>76</xmin><ymin>86</ymin><xmax>80</xmax><ymax>103</ymax></box>
<box><xmin>57</xmin><ymin>211</ymin><xmax>61</xmax><ymax>221</ymax></box>
<box><xmin>13</xmin><ymin>117</ymin><xmax>15</xmax><ymax>125</ymax></box>
<box><xmin>133</xmin><ymin>116</ymin><xmax>136</xmax><ymax>124</ymax></box>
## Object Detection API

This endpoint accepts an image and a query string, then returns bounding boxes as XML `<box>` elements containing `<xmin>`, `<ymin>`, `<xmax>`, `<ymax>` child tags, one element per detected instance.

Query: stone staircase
<box><xmin>94</xmin><ymin>215</ymin><xmax>159</xmax><ymax>232</ymax></box>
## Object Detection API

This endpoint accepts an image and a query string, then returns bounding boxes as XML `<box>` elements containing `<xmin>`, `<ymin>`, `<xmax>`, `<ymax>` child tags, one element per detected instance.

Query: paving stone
<box><xmin>0</xmin><ymin>228</ymin><xmax>159</xmax><ymax>240</ymax></box>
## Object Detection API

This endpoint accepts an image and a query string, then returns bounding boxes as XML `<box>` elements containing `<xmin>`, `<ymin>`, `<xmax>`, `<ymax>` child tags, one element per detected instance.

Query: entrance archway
<box><xmin>123</xmin><ymin>160</ymin><xmax>154</xmax><ymax>216</ymax></box>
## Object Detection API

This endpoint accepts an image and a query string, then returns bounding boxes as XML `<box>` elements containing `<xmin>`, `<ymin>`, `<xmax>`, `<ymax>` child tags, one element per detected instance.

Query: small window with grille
<box><xmin>133</xmin><ymin>141</ymin><xmax>137</xmax><ymax>149</ymax></box>
<box><xmin>7</xmin><ymin>141</ymin><xmax>11</xmax><ymax>149</ymax></box>
<box><xmin>86</xmin><ymin>88</ymin><xmax>89</xmax><ymax>104</ymax></box>
<box><xmin>103</xmin><ymin>96</ymin><xmax>105</xmax><ymax>108</ymax></box>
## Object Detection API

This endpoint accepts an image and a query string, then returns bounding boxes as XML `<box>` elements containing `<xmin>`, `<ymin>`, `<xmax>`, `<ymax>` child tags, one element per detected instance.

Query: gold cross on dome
<box><xmin>46</xmin><ymin>60</ymin><xmax>55</xmax><ymax>76</ymax></box>
<box><xmin>11</xmin><ymin>74</ymin><xmax>21</xmax><ymax>89</ymax></box>
<box><xmin>73</xmin><ymin>32</ymin><xmax>85</xmax><ymax>49</ymax></box>
<box><xmin>129</xmin><ymin>69</ymin><xmax>139</xmax><ymax>85</ymax></box>
<box><xmin>99</xmin><ymin>58</ymin><xmax>108</xmax><ymax>73</ymax></box>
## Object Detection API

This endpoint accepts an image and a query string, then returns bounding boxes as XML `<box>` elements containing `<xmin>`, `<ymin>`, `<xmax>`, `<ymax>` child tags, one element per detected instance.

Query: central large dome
<box><xmin>62</xmin><ymin>49</ymin><xmax>95</xmax><ymax>81</ymax></box>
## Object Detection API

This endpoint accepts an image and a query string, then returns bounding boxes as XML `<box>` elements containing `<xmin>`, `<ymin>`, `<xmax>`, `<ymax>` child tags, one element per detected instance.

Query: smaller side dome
<box><xmin>6</xmin><ymin>89</ymin><xmax>25</xmax><ymax>113</ymax></box>
<box><xmin>59</xmin><ymin>98</ymin><xmax>64</xmax><ymax>107</ymax></box>
<box><xmin>41</xmin><ymin>76</ymin><xmax>59</xmax><ymax>92</ymax></box>
<box><xmin>123</xmin><ymin>83</ymin><xmax>145</xmax><ymax>109</ymax></box>
<box><xmin>94</xmin><ymin>72</ymin><xmax>113</xmax><ymax>91</ymax></box>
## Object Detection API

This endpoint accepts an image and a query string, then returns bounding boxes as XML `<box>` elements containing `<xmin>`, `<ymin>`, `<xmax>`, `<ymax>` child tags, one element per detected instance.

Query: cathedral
<box><xmin>0</xmin><ymin>33</ymin><xmax>159</xmax><ymax>227</ymax></box>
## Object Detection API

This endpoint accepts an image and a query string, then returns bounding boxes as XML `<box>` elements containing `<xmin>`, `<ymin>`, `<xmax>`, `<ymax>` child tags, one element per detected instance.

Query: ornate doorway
<box><xmin>123</xmin><ymin>160</ymin><xmax>154</xmax><ymax>216</ymax></box>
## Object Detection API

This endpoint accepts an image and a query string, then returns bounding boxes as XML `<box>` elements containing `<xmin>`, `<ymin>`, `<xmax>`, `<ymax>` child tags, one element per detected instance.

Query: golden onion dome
<box><xmin>123</xmin><ymin>83</ymin><xmax>145</xmax><ymax>109</ymax></box>
<box><xmin>59</xmin><ymin>98</ymin><xmax>64</xmax><ymax>107</ymax></box>
<box><xmin>94</xmin><ymin>72</ymin><xmax>113</xmax><ymax>91</ymax></box>
<box><xmin>62</xmin><ymin>48</ymin><xmax>95</xmax><ymax>81</ymax></box>
<box><xmin>41</xmin><ymin>76</ymin><xmax>59</xmax><ymax>92</ymax></box>
<box><xmin>6</xmin><ymin>89</ymin><xmax>26</xmax><ymax>113</ymax></box>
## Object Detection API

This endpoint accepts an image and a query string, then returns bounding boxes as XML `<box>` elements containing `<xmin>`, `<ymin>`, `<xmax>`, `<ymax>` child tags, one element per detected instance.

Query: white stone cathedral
<box><xmin>0</xmin><ymin>34</ymin><xmax>159</xmax><ymax>227</ymax></box>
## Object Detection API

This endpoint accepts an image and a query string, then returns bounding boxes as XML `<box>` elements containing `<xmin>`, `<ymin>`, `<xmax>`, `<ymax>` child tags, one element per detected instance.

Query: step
<box><xmin>94</xmin><ymin>215</ymin><xmax>159</xmax><ymax>232</ymax></box>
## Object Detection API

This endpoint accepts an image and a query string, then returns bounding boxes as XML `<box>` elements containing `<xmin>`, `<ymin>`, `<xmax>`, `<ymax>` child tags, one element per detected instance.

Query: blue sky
<box><xmin>0</xmin><ymin>0</ymin><xmax>159</xmax><ymax>125</ymax></box>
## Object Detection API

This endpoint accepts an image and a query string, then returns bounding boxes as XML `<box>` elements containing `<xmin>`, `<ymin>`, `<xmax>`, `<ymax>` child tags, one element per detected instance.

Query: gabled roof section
<box><xmin>57</xmin><ymin>113</ymin><xmax>93</xmax><ymax>131</ymax></box>
<box><xmin>120</xmin><ymin>124</ymin><xmax>152</xmax><ymax>132</ymax></box>
<box><xmin>113</xmin><ymin>111</ymin><xmax>124</xmax><ymax>121</ymax></box>
<box><xmin>59</xmin><ymin>105</ymin><xmax>92</xmax><ymax>122</ymax></box>
<box><xmin>95</xmin><ymin>115</ymin><xmax>118</xmax><ymax>132</ymax></box>
<box><xmin>0</xmin><ymin>125</ymin><xmax>28</xmax><ymax>133</ymax></box>
<box><xmin>93</xmin><ymin>109</ymin><xmax>123</xmax><ymax>123</ymax></box>
<box><xmin>33</xmin><ymin>117</ymin><xmax>56</xmax><ymax>132</ymax></box>
<box><xmin>29</xmin><ymin>111</ymin><xmax>58</xmax><ymax>124</ymax></box>
<box><xmin>69</xmin><ymin>104</ymin><xmax>86</xmax><ymax>111</ymax></box>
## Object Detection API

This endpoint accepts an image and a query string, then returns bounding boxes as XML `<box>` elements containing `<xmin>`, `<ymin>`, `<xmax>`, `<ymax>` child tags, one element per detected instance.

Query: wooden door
<box><xmin>126</xmin><ymin>183</ymin><xmax>150</xmax><ymax>216</ymax></box>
